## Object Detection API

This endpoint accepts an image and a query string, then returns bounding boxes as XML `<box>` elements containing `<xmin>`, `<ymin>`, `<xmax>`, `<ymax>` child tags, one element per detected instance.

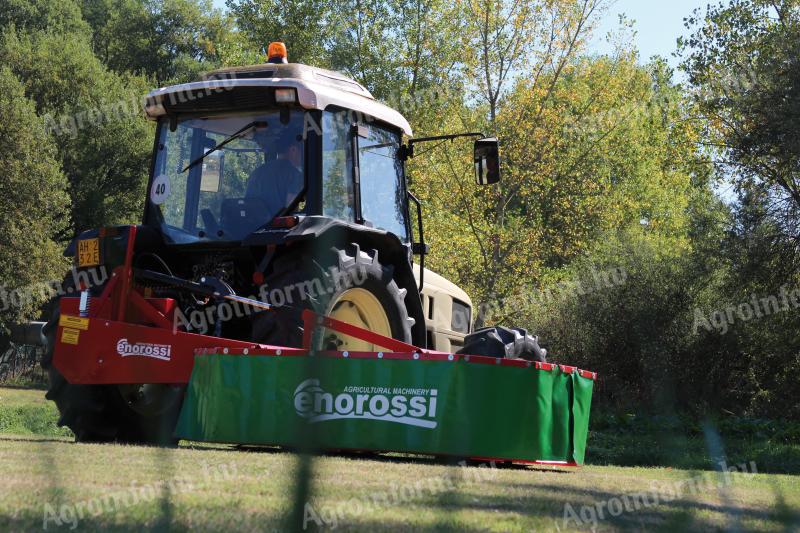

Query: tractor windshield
<box><xmin>149</xmin><ymin>110</ymin><xmax>306</xmax><ymax>243</ymax></box>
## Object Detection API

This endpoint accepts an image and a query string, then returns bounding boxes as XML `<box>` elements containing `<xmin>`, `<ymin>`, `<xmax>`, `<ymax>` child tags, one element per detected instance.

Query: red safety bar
<box><xmin>300</xmin><ymin>309</ymin><xmax>419</xmax><ymax>352</ymax></box>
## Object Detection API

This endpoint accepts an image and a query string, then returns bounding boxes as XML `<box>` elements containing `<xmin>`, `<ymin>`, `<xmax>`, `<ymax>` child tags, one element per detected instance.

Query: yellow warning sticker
<box><xmin>61</xmin><ymin>328</ymin><xmax>80</xmax><ymax>345</ymax></box>
<box><xmin>59</xmin><ymin>315</ymin><xmax>89</xmax><ymax>330</ymax></box>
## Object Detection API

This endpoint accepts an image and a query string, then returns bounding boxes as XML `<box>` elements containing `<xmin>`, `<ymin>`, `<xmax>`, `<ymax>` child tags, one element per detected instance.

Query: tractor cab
<box><xmin>144</xmin><ymin>50</ymin><xmax>413</xmax><ymax>246</ymax></box>
<box><xmin>141</xmin><ymin>43</ymin><xmax>483</xmax><ymax>352</ymax></box>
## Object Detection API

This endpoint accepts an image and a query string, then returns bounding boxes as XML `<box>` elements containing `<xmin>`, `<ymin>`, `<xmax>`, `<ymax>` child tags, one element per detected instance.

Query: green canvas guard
<box><xmin>176</xmin><ymin>353</ymin><xmax>595</xmax><ymax>464</ymax></box>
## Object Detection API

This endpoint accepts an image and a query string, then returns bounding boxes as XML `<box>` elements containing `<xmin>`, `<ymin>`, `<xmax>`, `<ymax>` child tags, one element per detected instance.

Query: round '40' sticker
<box><xmin>150</xmin><ymin>175</ymin><xmax>171</xmax><ymax>205</ymax></box>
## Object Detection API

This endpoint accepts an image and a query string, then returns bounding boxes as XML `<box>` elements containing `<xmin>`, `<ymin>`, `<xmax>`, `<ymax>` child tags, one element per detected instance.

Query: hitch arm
<box><xmin>133</xmin><ymin>269</ymin><xmax>273</xmax><ymax>311</ymax></box>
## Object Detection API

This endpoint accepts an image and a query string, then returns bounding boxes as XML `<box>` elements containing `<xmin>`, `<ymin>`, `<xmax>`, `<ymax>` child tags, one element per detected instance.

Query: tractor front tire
<box><xmin>252</xmin><ymin>243</ymin><xmax>414</xmax><ymax>351</ymax></box>
<box><xmin>458</xmin><ymin>326</ymin><xmax>547</xmax><ymax>362</ymax></box>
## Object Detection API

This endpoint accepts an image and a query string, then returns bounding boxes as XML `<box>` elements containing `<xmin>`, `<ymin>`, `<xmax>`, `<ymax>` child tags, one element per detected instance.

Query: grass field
<box><xmin>0</xmin><ymin>387</ymin><xmax>798</xmax><ymax>532</ymax></box>
<box><xmin>0</xmin><ymin>386</ymin><xmax>71</xmax><ymax>438</ymax></box>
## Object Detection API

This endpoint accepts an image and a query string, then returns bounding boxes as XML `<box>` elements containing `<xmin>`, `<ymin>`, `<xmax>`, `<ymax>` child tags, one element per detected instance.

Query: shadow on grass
<box><xmin>200</xmin><ymin>442</ymin><xmax>570</xmax><ymax>473</ymax></box>
<box><xmin>2</xmin><ymin>437</ymin><xmax>797</xmax><ymax>532</ymax></box>
<box><xmin>417</xmin><ymin>481</ymin><xmax>795</xmax><ymax>531</ymax></box>
<box><xmin>273</xmin><ymin>485</ymin><xmax>795</xmax><ymax>532</ymax></box>
<box><xmin>2</xmin><ymin>501</ymin><xmax>274</xmax><ymax>533</ymax></box>
<box><xmin>768</xmin><ymin>479</ymin><xmax>800</xmax><ymax>528</ymax></box>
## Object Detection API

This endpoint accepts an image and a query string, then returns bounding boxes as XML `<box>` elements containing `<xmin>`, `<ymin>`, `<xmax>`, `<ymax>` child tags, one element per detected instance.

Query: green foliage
<box><xmin>0</xmin><ymin>68</ymin><xmax>69</xmax><ymax>333</ymax></box>
<box><xmin>328</xmin><ymin>0</ymin><xmax>465</xmax><ymax>104</ymax></box>
<box><xmin>0</xmin><ymin>0</ymin><xmax>88</xmax><ymax>34</ymax></box>
<box><xmin>676</xmin><ymin>0</ymin><xmax>800</xmax><ymax>419</ymax></box>
<box><xmin>228</xmin><ymin>0</ymin><xmax>466</xmax><ymax>110</ymax></box>
<box><xmin>530</xmin><ymin>227</ymin><xmax>697</xmax><ymax>406</ymax></box>
<box><xmin>80</xmin><ymin>0</ymin><xmax>230</xmax><ymax>84</ymax></box>
<box><xmin>707</xmin><ymin>194</ymin><xmax>800</xmax><ymax>419</ymax></box>
<box><xmin>1</xmin><ymin>29</ymin><xmax>153</xmax><ymax>232</ymax></box>
<box><xmin>680</xmin><ymin>0</ymin><xmax>800</xmax><ymax>256</ymax></box>
<box><xmin>413</xmin><ymin>55</ymin><xmax>712</xmax><ymax>330</ymax></box>
<box><xmin>228</xmin><ymin>0</ymin><xmax>332</xmax><ymax>66</ymax></box>
<box><xmin>529</xmin><ymin>200</ymin><xmax>800</xmax><ymax>419</ymax></box>
<box><xmin>588</xmin><ymin>410</ymin><xmax>800</xmax><ymax>474</ymax></box>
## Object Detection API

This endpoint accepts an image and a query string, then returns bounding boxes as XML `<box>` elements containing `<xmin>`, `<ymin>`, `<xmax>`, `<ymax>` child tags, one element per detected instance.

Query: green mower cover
<box><xmin>176</xmin><ymin>354</ymin><xmax>594</xmax><ymax>464</ymax></box>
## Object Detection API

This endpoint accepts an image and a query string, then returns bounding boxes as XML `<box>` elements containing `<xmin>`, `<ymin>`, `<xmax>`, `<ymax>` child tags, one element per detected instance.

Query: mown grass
<box><xmin>0</xmin><ymin>435</ymin><xmax>798</xmax><ymax>532</ymax></box>
<box><xmin>0</xmin><ymin>387</ymin><xmax>798</xmax><ymax>531</ymax></box>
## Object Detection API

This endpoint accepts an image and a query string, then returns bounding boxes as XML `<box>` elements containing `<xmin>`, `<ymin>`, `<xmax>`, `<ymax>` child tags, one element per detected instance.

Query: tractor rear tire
<box><xmin>458</xmin><ymin>326</ymin><xmax>547</xmax><ymax>362</ymax></box>
<box><xmin>252</xmin><ymin>243</ymin><xmax>414</xmax><ymax>351</ymax></box>
<box><xmin>41</xmin><ymin>306</ymin><xmax>181</xmax><ymax>445</ymax></box>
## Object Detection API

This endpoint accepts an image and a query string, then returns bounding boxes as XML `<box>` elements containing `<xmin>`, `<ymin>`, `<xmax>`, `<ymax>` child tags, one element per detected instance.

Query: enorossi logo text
<box><xmin>116</xmin><ymin>339</ymin><xmax>172</xmax><ymax>361</ymax></box>
<box><xmin>293</xmin><ymin>379</ymin><xmax>439</xmax><ymax>429</ymax></box>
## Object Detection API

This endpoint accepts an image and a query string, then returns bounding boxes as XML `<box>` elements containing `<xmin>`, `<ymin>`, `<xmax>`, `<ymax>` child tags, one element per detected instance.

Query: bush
<box><xmin>527</xmin><ymin>224</ymin><xmax>800</xmax><ymax>418</ymax></box>
<box><xmin>530</xmin><ymin>227</ymin><xmax>698</xmax><ymax>410</ymax></box>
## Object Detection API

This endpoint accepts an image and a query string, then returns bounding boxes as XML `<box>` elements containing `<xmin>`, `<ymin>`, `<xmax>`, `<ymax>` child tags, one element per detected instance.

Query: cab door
<box><xmin>353</xmin><ymin>123</ymin><xmax>410</xmax><ymax>241</ymax></box>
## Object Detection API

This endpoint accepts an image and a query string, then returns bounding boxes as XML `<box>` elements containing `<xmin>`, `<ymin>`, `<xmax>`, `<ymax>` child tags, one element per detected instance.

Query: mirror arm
<box><xmin>400</xmin><ymin>132</ymin><xmax>485</xmax><ymax>160</ymax></box>
<box><xmin>408</xmin><ymin>191</ymin><xmax>427</xmax><ymax>293</ymax></box>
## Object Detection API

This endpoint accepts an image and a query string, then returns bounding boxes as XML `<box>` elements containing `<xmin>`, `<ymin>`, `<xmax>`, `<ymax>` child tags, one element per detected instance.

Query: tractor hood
<box><xmin>413</xmin><ymin>265</ymin><xmax>473</xmax><ymax>310</ymax></box>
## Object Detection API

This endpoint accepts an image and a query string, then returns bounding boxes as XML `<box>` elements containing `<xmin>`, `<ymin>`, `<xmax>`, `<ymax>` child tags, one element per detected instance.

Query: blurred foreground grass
<box><xmin>0</xmin><ymin>387</ymin><xmax>798</xmax><ymax>531</ymax></box>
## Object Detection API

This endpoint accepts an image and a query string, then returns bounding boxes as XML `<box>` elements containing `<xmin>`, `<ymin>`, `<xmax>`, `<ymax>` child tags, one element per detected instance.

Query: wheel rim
<box><xmin>117</xmin><ymin>384</ymin><xmax>183</xmax><ymax>417</ymax></box>
<box><xmin>325</xmin><ymin>288</ymin><xmax>392</xmax><ymax>352</ymax></box>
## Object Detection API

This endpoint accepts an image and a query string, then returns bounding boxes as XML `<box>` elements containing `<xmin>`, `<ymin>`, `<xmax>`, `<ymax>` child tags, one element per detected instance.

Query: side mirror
<box><xmin>474</xmin><ymin>137</ymin><xmax>500</xmax><ymax>185</ymax></box>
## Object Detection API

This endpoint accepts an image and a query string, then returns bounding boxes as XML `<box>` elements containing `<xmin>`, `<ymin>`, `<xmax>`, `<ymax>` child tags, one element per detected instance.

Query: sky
<box><xmin>590</xmin><ymin>0</ymin><xmax>709</xmax><ymax>67</ymax></box>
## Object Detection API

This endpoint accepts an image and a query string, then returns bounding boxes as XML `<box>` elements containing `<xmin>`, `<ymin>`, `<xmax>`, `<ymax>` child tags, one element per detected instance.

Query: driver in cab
<box><xmin>246</xmin><ymin>128</ymin><xmax>304</xmax><ymax>216</ymax></box>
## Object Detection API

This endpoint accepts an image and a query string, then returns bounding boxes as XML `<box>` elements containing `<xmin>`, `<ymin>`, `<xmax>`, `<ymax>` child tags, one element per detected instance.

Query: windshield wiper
<box><xmin>182</xmin><ymin>120</ymin><xmax>266</xmax><ymax>173</ymax></box>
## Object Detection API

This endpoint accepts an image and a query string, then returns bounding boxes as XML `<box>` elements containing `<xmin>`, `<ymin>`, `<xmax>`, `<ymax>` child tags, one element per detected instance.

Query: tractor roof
<box><xmin>143</xmin><ymin>62</ymin><xmax>412</xmax><ymax>136</ymax></box>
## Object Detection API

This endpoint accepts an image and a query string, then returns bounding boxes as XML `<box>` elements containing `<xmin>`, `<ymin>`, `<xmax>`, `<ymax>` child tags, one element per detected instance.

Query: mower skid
<box><xmin>53</xmin><ymin>293</ymin><xmax>596</xmax><ymax>465</ymax></box>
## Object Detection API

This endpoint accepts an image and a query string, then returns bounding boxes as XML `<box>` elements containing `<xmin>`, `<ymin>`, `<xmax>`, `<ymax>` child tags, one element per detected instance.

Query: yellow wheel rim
<box><xmin>325</xmin><ymin>288</ymin><xmax>392</xmax><ymax>352</ymax></box>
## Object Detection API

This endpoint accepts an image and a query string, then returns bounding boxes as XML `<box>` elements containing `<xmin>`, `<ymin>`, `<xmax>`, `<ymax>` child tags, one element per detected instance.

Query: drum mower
<box><xmin>36</xmin><ymin>43</ymin><xmax>596</xmax><ymax>465</ymax></box>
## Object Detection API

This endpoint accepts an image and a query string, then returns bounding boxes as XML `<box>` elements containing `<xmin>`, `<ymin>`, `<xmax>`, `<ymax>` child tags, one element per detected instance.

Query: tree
<box><xmin>416</xmin><ymin>57</ymin><xmax>710</xmax><ymax>322</ymax></box>
<box><xmin>326</xmin><ymin>0</ymin><xmax>408</xmax><ymax>100</ymax></box>
<box><xmin>1</xmin><ymin>29</ymin><xmax>153</xmax><ymax>233</ymax></box>
<box><xmin>0</xmin><ymin>67</ymin><xmax>70</xmax><ymax>341</ymax></box>
<box><xmin>80</xmin><ymin>0</ymin><xmax>231</xmax><ymax>84</ymax></box>
<box><xmin>228</xmin><ymin>0</ymin><xmax>465</xmax><ymax>117</ymax></box>
<box><xmin>680</xmin><ymin>0</ymin><xmax>800</xmax><ymax>262</ymax></box>
<box><xmin>678</xmin><ymin>0</ymin><xmax>800</xmax><ymax>419</ymax></box>
<box><xmin>462</xmin><ymin>0</ymin><xmax>606</xmax><ymax>125</ymax></box>
<box><xmin>0</xmin><ymin>0</ymin><xmax>88</xmax><ymax>34</ymax></box>
<box><xmin>324</xmin><ymin>0</ymin><xmax>464</xmax><ymax>106</ymax></box>
<box><xmin>227</xmin><ymin>0</ymin><xmax>333</xmax><ymax>67</ymax></box>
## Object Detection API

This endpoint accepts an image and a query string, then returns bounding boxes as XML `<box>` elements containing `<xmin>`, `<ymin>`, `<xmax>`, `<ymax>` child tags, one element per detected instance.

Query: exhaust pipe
<box><xmin>9</xmin><ymin>322</ymin><xmax>46</xmax><ymax>347</ymax></box>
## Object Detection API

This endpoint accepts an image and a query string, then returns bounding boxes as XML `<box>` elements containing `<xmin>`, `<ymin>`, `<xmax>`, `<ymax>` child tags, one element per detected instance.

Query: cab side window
<box><xmin>357</xmin><ymin>125</ymin><xmax>408</xmax><ymax>240</ymax></box>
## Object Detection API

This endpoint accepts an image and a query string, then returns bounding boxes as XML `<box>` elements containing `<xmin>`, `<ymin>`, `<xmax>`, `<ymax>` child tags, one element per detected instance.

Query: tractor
<box><xmin>31</xmin><ymin>43</ymin><xmax>592</xmax><ymax>465</ymax></box>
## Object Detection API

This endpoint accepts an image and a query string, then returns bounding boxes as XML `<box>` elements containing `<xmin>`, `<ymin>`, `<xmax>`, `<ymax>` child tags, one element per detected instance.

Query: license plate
<box><xmin>77</xmin><ymin>238</ymin><xmax>100</xmax><ymax>267</ymax></box>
